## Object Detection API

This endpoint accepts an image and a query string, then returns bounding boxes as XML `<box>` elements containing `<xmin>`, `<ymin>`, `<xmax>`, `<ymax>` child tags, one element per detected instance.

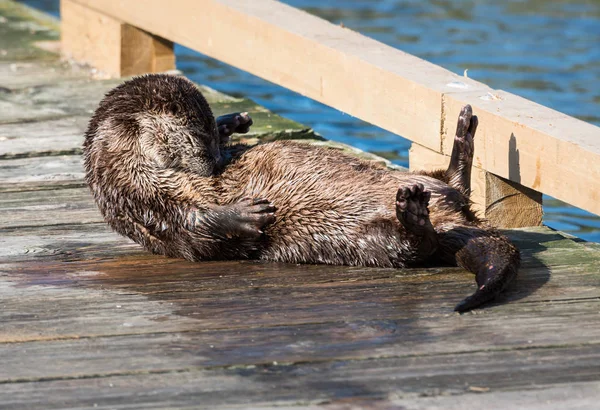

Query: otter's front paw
<box><xmin>223</xmin><ymin>197</ymin><xmax>276</xmax><ymax>239</ymax></box>
<box><xmin>216</xmin><ymin>112</ymin><xmax>253</xmax><ymax>143</ymax></box>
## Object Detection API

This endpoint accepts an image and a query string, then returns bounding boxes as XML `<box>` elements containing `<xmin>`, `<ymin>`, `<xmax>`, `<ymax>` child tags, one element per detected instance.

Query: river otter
<box><xmin>83</xmin><ymin>74</ymin><xmax>520</xmax><ymax>312</ymax></box>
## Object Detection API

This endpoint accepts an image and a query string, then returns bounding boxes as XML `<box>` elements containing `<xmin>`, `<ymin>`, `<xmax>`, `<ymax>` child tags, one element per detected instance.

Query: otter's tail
<box><xmin>437</xmin><ymin>227</ymin><xmax>520</xmax><ymax>312</ymax></box>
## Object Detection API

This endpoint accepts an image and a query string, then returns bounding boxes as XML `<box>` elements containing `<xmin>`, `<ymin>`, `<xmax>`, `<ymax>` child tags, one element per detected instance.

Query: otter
<box><xmin>83</xmin><ymin>74</ymin><xmax>520</xmax><ymax>312</ymax></box>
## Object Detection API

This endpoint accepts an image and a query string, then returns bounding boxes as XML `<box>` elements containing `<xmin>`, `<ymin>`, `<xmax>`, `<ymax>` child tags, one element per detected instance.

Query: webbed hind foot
<box><xmin>446</xmin><ymin>105</ymin><xmax>478</xmax><ymax>197</ymax></box>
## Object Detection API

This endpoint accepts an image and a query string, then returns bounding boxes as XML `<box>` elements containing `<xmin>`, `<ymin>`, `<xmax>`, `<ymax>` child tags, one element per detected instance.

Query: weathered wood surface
<box><xmin>1</xmin><ymin>2</ymin><xmax>600</xmax><ymax>409</ymax></box>
<box><xmin>2</xmin><ymin>343</ymin><xmax>600</xmax><ymax>408</ymax></box>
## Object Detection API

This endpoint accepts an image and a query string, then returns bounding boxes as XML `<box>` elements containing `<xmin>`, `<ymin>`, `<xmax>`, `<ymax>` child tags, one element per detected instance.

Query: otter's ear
<box><xmin>169</xmin><ymin>102</ymin><xmax>182</xmax><ymax>116</ymax></box>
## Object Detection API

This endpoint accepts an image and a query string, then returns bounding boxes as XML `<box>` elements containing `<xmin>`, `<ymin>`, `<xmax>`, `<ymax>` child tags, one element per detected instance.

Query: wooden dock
<box><xmin>1</xmin><ymin>2</ymin><xmax>600</xmax><ymax>408</ymax></box>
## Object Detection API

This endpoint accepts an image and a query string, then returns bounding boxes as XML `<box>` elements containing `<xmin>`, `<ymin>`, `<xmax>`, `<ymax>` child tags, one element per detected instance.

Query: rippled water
<box><xmin>20</xmin><ymin>0</ymin><xmax>600</xmax><ymax>241</ymax></box>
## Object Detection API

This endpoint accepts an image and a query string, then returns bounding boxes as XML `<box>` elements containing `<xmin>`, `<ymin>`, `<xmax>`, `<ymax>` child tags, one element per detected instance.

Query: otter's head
<box><xmin>133</xmin><ymin>74</ymin><xmax>222</xmax><ymax>177</ymax></box>
<box><xmin>86</xmin><ymin>74</ymin><xmax>222</xmax><ymax>183</ymax></box>
<box><xmin>83</xmin><ymin>74</ymin><xmax>223</xmax><ymax>231</ymax></box>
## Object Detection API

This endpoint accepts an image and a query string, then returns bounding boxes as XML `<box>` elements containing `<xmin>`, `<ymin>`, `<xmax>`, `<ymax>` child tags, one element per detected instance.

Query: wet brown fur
<box><xmin>84</xmin><ymin>74</ymin><xmax>520</xmax><ymax>311</ymax></box>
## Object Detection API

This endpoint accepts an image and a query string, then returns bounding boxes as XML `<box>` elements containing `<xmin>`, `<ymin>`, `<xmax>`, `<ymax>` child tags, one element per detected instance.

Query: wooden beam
<box><xmin>409</xmin><ymin>143</ymin><xmax>543</xmax><ymax>228</ymax></box>
<box><xmin>60</xmin><ymin>0</ymin><xmax>175</xmax><ymax>77</ymax></box>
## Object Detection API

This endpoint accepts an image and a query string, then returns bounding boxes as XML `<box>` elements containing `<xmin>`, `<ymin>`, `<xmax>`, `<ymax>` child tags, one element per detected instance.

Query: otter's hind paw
<box><xmin>454</xmin><ymin>105</ymin><xmax>477</xmax><ymax>161</ymax></box>
<box><xmin>396</xmin><ymin>184</ymin><xmax>433</xmax><ymax>236</ymax></box>
<box><xmin>216</xmin><ymin>112</ymin><xmax>253</xmax><ymax>142</ymax></box>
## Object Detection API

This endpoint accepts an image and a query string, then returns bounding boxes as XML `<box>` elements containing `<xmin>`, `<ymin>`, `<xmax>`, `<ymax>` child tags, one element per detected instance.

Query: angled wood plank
<box><xmin>61</xmin><ymin>0</ymin><xmax>175</xmax><ymax>77</ymax></box>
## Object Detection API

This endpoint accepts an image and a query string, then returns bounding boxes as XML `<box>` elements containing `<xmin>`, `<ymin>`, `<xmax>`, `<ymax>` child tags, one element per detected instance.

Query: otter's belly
<box><xmin>220</xmin><ymin>141</ymin><xmax>470</xmax><ymax>254</ymax></box>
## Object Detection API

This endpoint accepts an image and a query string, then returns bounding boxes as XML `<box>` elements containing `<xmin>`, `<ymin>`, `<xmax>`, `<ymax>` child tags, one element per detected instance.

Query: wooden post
<box><xmin>60</xmin><ymin>0</ymin><xmax>175</xmax><ymax>77</ymax></box>
<box><xmin>409</xmin><ymin>143</ymin><xmax>543</xmax><ymax>228</ymax></box>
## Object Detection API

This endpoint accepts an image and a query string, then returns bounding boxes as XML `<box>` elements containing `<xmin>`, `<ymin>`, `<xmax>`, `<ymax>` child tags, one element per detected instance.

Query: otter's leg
<box><xmin>418</xmin><ymin>105</ymin><xmax>478</xmax><ymax>197</ymax></box>
<box><xmin>437</xmin><ymin>227</ymin><xmax>520</xmax><ymax>312</ymax></box>
<box><xmin>216</xmin><ymin>112</ymin><xmax>253</xmax><ymax>142</ymax></box>
<box><xmin>395</xmin><ymin>183</ymin><xmax>438</xmax><ymax>261</ymax></box>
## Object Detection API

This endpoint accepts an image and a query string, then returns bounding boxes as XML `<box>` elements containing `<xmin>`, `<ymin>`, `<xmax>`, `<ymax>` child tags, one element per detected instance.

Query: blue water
<box><xmin>19</xmin><ymin>0</ymin><xmax>600</xmax><ymax>241</ymax></box>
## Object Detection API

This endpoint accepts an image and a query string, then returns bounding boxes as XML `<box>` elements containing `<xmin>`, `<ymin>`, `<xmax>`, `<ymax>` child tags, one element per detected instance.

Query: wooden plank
<box><xmin>0</xmin><ymin>78</ymin><xmax>119</xmax><ymax>124</ymax></box>
<box><xmin>482</xmin><ymin>172</ymin><xmax>543</xmax><ymax>228</ymax></box>
<box><xmin>65</xmin><ymin>0</ymin><xmax>600</xmax><ymax>218</ymax></box>
<box><xmin>1</xmin><ymin>297</ymin><xmax>600</xmax><ymax>378</ymax></box>
<box><xmin>392</xmin><ymin>382</ymin><xmax>600</xmax><ymax>410</ymax></box>
<box><xmin>120</xmin><ymin>24</ymin><xmax>175</xmax><ymax>76</ymax></box>
<box><xmin>0</xmin><ymin>77</ymin><xmax>122</xmax><ymax>122</ymax></box>
<box><xmin>60</xmin><ymin>0</ymin><xmax>121</xmax><ymax>75</ymax></box>
<box><xmin>0</xmin><ymin>187</ymin><xmax>101</xmax><ymax>227</ymax></box>
<box><xmin>0</xmin><ymin>60</ymin><xmax>92</xmax><ymax>90</ymax></box>
<box><xmin>0</xmin><ymin>222</ymin><xmax>138</xmax><ymax>261</ymax></box>
<box><xmin>0</xmin><ymin>98</ymin><xmax>68</xmax><ymax>124</ymax></box>
<box><xmin>0</xmin><ymin>154</ymin><xmax>84</xmax><ymax>186</ymax></box>
<box><xmin>0</xmin><ymin>116</ymin><xmax>88</xmax><ymax>158</ymax></box>
<box><xmin>1</xmin><ymin>345</ymin><xmax>599</xmax><ymax>409</ymax></box>
<box><xmin>66</xmin><ymin>0</ymin><xmax>492</xmax><ymax>152</ymax></box>
<box><xmin>409</xmin><ymin>143</ymin><xmax>543</xmax><ymax>227</ymax></box>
